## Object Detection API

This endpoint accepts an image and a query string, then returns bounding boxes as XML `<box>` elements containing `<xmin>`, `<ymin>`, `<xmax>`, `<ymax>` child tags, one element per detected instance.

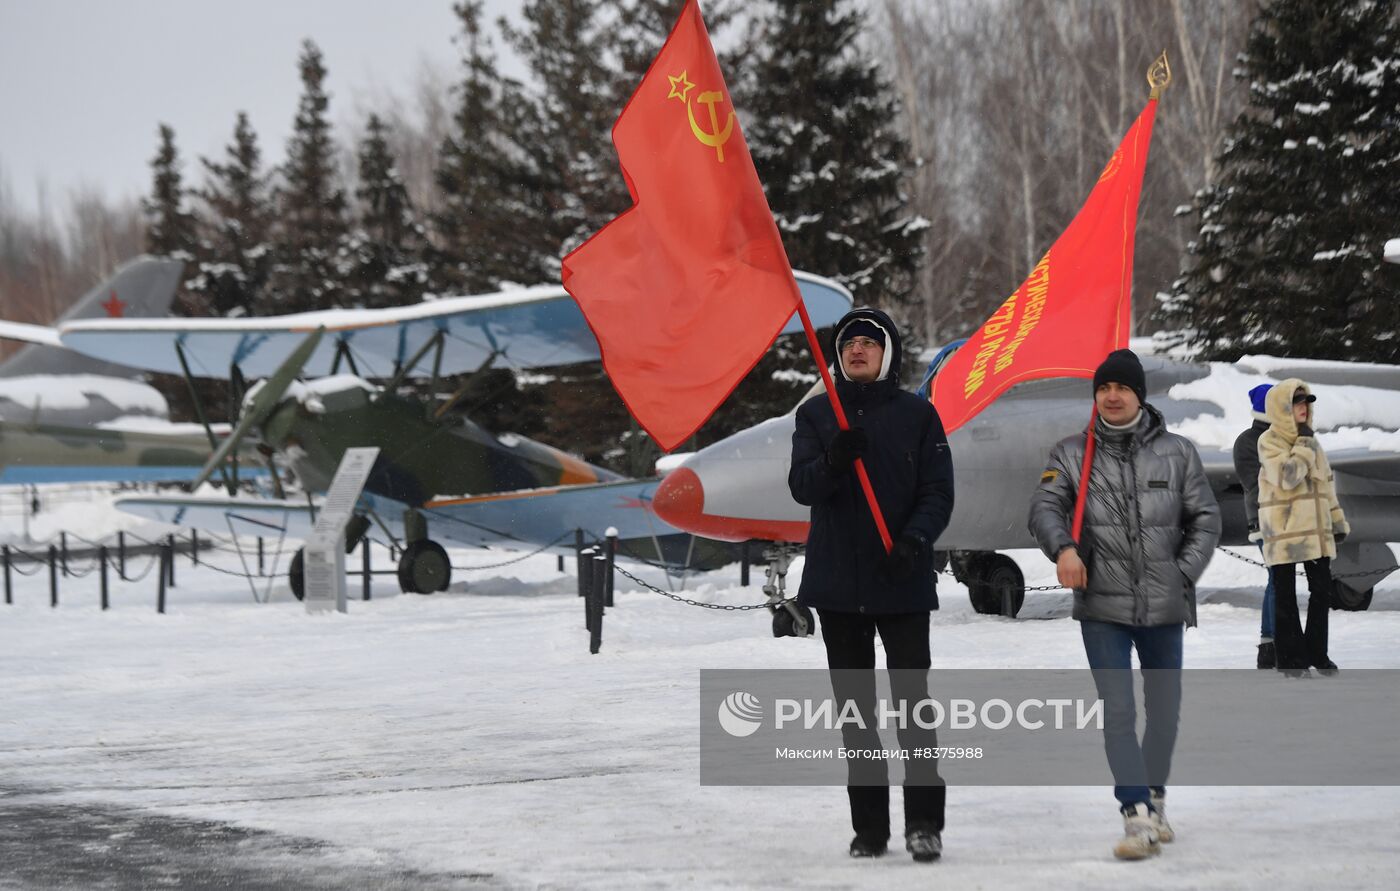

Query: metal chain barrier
<box><xmin>450</xmin><ymin>531</ymin><xmax>573</xmax><ymax>571</ymax></box>
<box><xmin>4</xmin><ymin>545</ymin><xmax>47</xmax><ymax>576</ymax></box>
<box><xmin>1216</xmin><ymin>546</ymin><xmax>1400</xmax><ymax>580</ymax></box>
<box><xmin>612</xmin><ymin>562</ymin><xmax>787</xmax><ymax>611</ymax></box>
<box><xmin>938</xmin><ymin>567</ymin><xmax>1067</xmax><ymax>592</ymax></box>
<box><xmin>118</xmin><ymin>552</ymin><xmax>163</xmax><ymax>583</ymax></box>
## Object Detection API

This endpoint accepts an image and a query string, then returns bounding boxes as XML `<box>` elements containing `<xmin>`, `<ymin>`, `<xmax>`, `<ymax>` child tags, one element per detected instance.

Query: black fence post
<box><xmin>191</xmin><ymin>530</ymin><xmax>199</xmax><ymax>567</ymax></box>
<box><xmin>589</xmin><ymin>552</ymin><xmax>606</xmax><ymax>655</ymax></box>
<box><xmin>2</xmin><ymin>545</ymin><xmax>11</xmax><ymax>605</ymax></box>
<box><xmin>580</xmin><ymin>547</ymin><xmax>595</xmax><ymax>626</ymax></box>
<box><xmin>117</xmin><ymin>532</ymin><xmax>126</xmax><ymax>579</ymax></box>
<box><xmin>99</xmin><ymin>546</ymin><xmax>110</xmax><ymax>611</ymax></box>
<box><xmin>59</xmin><ymin>532</ymin><xmax>69</xmax><ymax>577</ymax></box>
<box><xmin>604</xmin><ymin>530</ymin><xmax>617</xmax><ymax>608</ymax></box>
<box><xmin>740</xmin><ymin>541</ymin><xmax>750</xmax><ymax>587</ymax></box>
<box><xmin>362</xmin><ymin>538</ymin><xmax>372</xmax><ymax>601</ymax></box>
<box><xmin>166</xmin><ymin>535</ymin><xmax>176</xmax><ymax>588</ymax></box>
<box><xmin>575</xmin><ymin>529</ymin><xmax>586</xmax><ymax>597</ymax></box>
<box><xmin>157</xmin><ymin>543</ymin><xmax>170</xmax><ymax>614</ymax></box>
<box><xmin>257</xmin><ymin>537</ymin><xmax>265</xmax><ymax>576</ymax></box>
<box><xmin>48</xmin><ymin>545</ymin><xmax>58</xmax><ymax>607</ymax></box>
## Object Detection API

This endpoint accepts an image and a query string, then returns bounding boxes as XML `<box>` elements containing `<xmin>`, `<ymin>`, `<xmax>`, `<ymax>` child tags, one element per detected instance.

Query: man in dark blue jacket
<box><xmin>788</xmin><ymin>307</ymin><xmax>955</xmax><ymax>862</ymax></box>
<box><xmin>1232</xmin><ymin>383</ymin><xmax>1275</xmax><ymax>668</ymax></box>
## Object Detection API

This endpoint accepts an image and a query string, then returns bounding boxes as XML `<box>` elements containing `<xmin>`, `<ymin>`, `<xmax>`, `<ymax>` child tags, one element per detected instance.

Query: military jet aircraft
<box><xmin>0</xmin><ymin>255</ymin><xmax>183</xmax><ymax>426</ymax></box>
<box><xmin>652</xmin><ymin>347</ymin><xmax>1400</xmax><ymax>617</ymax></box>
<box><xmin>2</xmin><ymin>272</ymin><xmax>852</xmax><ymax>595</ymax></box>
<box><xmin>0</xmin><ymin>418</ymin><xmax>256</xmax><ymax>485</ymax></box>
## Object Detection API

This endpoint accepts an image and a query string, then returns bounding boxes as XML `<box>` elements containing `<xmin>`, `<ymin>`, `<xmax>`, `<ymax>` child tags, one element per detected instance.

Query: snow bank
<box><xmin>1168</xmin><ymin>362</ymin><xmax>1400</xmax><ymax>450</ymax></box>
<box><xmin>0</xmin><ymin>374</ymin><xmax>167</xmax><ymax>415</ymax></box>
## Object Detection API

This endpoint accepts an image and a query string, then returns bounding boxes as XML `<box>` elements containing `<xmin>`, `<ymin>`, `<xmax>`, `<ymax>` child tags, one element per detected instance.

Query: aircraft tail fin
<box><xmin>0</xmin><ymin>255</ymin><xmax>185</xmax><ymax>380</ymax></box>
<box><xmin>57</xmin><ymin>254</ymin><xmax>185</xmax><ymax>324</ymax></box>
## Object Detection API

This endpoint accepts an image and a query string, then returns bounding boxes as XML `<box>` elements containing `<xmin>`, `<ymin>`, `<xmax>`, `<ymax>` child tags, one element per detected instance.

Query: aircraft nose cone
<box><xmin>653</xmin><ymin>465</ymin><xmax>704</xmax><ymax>529</ymax></box>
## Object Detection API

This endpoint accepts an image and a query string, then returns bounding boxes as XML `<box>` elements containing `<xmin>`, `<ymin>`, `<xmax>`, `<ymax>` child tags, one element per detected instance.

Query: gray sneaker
<box><xmin>1113</xmin><ymin>803</ymin><xmax>1161</xmax><ymax>860</ymax></box>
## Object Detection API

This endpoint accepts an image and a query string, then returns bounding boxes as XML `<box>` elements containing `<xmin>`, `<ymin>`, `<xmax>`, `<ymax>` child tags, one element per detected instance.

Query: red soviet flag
<box><xmin>561</xmin><ymin>0</ymin><xmax>801</xmax><ymax>453</ymax></box>
<box><xmin>929</xmin><ymin>99</ymin><xmax>1160</xmax><ymax>433</ymax></box>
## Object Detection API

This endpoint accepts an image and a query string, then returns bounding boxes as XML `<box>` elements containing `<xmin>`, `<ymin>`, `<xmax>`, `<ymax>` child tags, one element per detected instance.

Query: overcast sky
<box><xmin>0</xmin><ymin>0</ymin><xmax>524</xmax><ymax>219</ymax></box>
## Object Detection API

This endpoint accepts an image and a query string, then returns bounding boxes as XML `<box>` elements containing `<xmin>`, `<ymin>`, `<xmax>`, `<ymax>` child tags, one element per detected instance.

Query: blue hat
<box><xmin>1248</xmin><ymin>383</ymin><xmax>1273</xmax><ymax>414</ymax></box>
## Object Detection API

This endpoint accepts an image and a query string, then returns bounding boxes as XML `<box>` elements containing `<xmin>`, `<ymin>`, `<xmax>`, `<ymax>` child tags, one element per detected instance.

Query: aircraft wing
<box><xmin>48</xmin><ymin>272</ymin><xmax>853</xmax><ymax>381</ymax></box>
<box><xmin>0</xmin><ymin>420</ymin><xmax>262</xmax><ymax>485</ymax></box>
<box><xmin>118</xmin><ymin>481</ymin><xmax>735</xmax><ymax>570</ymax></box>
<box><xmin>420</xmin><ymin>479</ymin><xmax>681</xmax><ymax>551</ymax></box>
<box><xmin>0</xmin><ymin>320</ymin><xmax>63</xmax><ymax>349</ymax></box>
<box><xmin>116</xmin><ymin>482</ymin><xmax>675</xmax><ymax>547</ymax></box>
<box><xmin>116</xmin><ymin>495</ymin><xmax>321</xmax><ymax>540</ymax></box>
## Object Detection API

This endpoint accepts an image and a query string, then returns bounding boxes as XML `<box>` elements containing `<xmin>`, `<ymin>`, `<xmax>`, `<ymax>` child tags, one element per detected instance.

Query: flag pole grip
<box><xmin>795</xmin><ymin>300</ymin><xmax>894</xmax><ymax>554</ymax></box>
<box><xmin>1071</xmin><ymin>405</ymin><xmax>1098</xmax><ymax>542</ymax></box>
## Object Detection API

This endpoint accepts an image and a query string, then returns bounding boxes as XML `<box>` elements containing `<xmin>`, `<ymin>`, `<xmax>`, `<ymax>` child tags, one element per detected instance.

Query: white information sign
<box><xmin>303</xmin><ymin>447</ymin><xmax>380</xmax><ymax>613</ymax></box>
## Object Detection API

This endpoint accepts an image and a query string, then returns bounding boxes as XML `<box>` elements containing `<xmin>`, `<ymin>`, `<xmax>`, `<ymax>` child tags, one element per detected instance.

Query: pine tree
<box><xmin>611</xmin><ymin>0</ymin><xmax>739</xmax><ymax>92</ymax></box>
<box><xmin>734</xmin><ymin>0</ymin><xmax>926</xmax><ymax>313</ymax></box>
<box><xmin>143</xmin><ymin>124</ymin><xmax>198</xmax><ymax>258</ymax></box>
<box><xmin>191</xmin><ymin>112</ymin><xmax>273</xmax><ymax>317</ymax></box>
<box><xmin>345</xmin><ymin>114</ymin><xmax>430</xmax><ymax>309</ymax></box>
<box><xmin>1160</xmin><ymin>0</ymin><xmax>1400</xmax><ymax>361</ymax></box>
<box><xmin>502</xmin><ymin>0</ymin><xmax>630</xmax><ymax>257</ymax></box>
<box><xmin>266</xmin><ymin>39</ymin><xmax>350</xmax><ymax>314</ymax></box>
<box><xmin>432</xmin><ymin>0</ymin><xmax>552</xmax><ymax>293</ymax></box>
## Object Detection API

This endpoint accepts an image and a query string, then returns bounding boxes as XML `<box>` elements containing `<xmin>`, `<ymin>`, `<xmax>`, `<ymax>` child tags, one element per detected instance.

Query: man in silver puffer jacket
<box><xmin>1028</xmin><ymin>349</ymin><xmax>1220</xmax><ymax>860</ymax></box>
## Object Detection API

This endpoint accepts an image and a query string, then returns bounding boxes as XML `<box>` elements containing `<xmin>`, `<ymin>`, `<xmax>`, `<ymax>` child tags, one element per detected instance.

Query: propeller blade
<box><xmin>188</xmin><ymin>327</ymin><xmax>325</xmax><ymax>491</ymax></box>
<box><xmin>229</xmin><ymin>365</ymin><xmax>248</xmax><ymax>423</ymax></box>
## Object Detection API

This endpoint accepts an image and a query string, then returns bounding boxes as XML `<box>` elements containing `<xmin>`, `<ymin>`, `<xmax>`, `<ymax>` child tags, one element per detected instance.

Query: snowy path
<box><xmin>3</xmin><ymin>545</ymin><xmax>1400</xmax><ymax>888</ymax></box>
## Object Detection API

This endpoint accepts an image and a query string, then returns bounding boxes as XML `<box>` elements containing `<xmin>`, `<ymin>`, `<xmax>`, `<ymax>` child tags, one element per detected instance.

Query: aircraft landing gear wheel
<box><xmin>1330</xmin><ymin>579</ymin><xmax>1373</xmax><ymax>611</ymax></box>
<box><xmin>772</xmin><ymin>603</ymin><xmax>815</xmax><ymax>638</ymax></box>
<box><xmin>398</xmin><ymin>540</ymin><xmax>451</xmax><ymax>594</ymax></box>
<box><xmin>966</xmin><ymin>553</ymin><xmax>1025</xmax><ymax>618</ymax></box>
<box><xmin>289</xmin><ymin>547</ymin><xmax>305</xmax><ymax>601</ymax></box>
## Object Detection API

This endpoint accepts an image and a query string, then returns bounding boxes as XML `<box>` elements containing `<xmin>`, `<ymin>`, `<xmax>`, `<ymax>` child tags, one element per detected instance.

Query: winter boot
<box><xmin>1112</xmin><ymin>803</ymin><xmax>1161</xmax><ymax>860</ymax></box>
<box><xmin>905</xmin><ymin>827</ymin><xmax>942</xmax><ymax>862</ymax></box>
<box><xmin>1256</xmin><ymin>641</ymin><xmax>1276</xmax><ymax>669</ymax></box>
<box><xmin>1313</xmin><ymin>658</ymin><xmax>1339</xmax><ymax>677</ymax></box>
<box><xmin>1149</xmin><ymin>790</ymin><xmax>1174</xmax><ymax>843</ymax></box>
<box><xmin>848</xmin><ymin>836</ymin><xmax>887</xmax><ymax>858</ymax></box>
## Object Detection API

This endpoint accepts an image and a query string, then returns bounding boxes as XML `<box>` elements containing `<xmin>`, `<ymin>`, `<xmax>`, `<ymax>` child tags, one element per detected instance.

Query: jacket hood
<box><xmin>1266</xmin><ymin>377</ymin><xmax>1312</xmax><ymax>440</ymax></box>
<box><xmin>830</xmin><ymin>306</ymin><xmax>902</xmax><ymax>383</ymax></box>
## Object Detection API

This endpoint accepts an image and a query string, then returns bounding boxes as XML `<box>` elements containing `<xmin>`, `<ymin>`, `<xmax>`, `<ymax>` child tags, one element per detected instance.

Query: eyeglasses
<box><xmin>840</xmin><ymin>336</ymin><xmax>882</xmax><ymax>353</ymax></box>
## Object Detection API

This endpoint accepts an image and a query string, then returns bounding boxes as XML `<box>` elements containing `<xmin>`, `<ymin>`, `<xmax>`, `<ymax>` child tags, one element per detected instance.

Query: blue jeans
<box><xmin>1080</xmin><ymin>620</ymin><xmax>1184</xmax><ymax>809</ymax></box>
<box><xmin>1258</xmin><ymin>543</ymin><xmax>1275</xmax><ymax>639</ymax></box>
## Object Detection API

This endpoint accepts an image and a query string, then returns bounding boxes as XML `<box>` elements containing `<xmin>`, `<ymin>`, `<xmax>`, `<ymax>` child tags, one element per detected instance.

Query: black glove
<box><xmin>884</xmin><ymin>534</ymin><xmax>925</xmax><ymax>581</ymax></box>
<box><xmin>1334</xmin><ymin>530</ymin><xmax>1348</xmax><ymax>545</ymax></box>
<box><xmin>1297</xmin><ymin>422</ymin><xmax>1314</xmax><ymax>438</ymax></box>
<box><xmin>826</xmin><ymin>427</ymin><xmax>868</xmax><ymax>471</ymax></box>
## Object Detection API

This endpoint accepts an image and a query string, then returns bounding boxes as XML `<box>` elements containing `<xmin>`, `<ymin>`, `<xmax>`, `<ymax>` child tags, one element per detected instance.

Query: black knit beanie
<box><xmin>1092</xmin><ymin>349</ymin><xmax>1147</xmax><ymax>404</ymax></box>
<box><xmin>837</xmin><ymin>319</ymin><xmax>886</xmax><ymax>350</ymax></box>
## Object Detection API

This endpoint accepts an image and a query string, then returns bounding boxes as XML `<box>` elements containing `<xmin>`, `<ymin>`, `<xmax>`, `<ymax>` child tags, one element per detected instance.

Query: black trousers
<box><xmin>1270</xmin><ymin>557</ymin><xmax>1331</xmax><ymax>669</ymax></box>
<box><xmin>817</xmin><ymin>609</ymin><xmax>946</xmax><ymax>841</ymax></box>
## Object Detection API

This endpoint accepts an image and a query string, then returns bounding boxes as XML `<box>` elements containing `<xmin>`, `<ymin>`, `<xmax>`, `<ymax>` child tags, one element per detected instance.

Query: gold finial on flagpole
<box><xmin>1147</xmin><ymin>51</ymin><xmax>1172</xmax><ymax>99</ymax></box>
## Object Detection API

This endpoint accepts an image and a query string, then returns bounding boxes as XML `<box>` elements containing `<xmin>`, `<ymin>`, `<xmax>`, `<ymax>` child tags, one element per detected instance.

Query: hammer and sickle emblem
<box><xmin>686</xmin><ymin>90</ymin><xmax>735</xmax><ymax>163</ymax></box>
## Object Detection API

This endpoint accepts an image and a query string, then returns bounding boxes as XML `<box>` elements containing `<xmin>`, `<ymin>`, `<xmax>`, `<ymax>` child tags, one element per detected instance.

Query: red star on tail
<box><xmin>101</xmin><ymin>291</ymin><xmax>126</xmax><ymax>317</ymax></box>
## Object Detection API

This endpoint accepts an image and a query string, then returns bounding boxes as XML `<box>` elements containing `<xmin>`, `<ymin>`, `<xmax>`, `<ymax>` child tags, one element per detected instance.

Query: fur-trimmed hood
<box><xmin>1265</xmin><ymin>377</ymin><xmax>1313</xmax><ymax>442</ymax></box>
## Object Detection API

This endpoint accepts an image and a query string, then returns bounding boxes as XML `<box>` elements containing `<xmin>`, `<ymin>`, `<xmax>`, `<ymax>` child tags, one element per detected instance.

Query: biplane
<box><xmin>1</xmin><ymin>271</ymin><xmax>852</xmax><ymax>595</ymax></box>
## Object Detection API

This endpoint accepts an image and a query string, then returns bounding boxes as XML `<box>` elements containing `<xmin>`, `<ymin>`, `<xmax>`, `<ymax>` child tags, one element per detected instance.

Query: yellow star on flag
<box><xmin>667</xmin><ymin>70</ymin><xmax>695</xmax><ymax>103</ymax></box>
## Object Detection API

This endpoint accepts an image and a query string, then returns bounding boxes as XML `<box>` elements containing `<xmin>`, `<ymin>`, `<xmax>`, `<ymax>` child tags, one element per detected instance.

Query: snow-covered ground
<box><xmin>3</xmin><ymin>529</ymin><xmax>1400</xmax><ymax>888</ymax></box>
